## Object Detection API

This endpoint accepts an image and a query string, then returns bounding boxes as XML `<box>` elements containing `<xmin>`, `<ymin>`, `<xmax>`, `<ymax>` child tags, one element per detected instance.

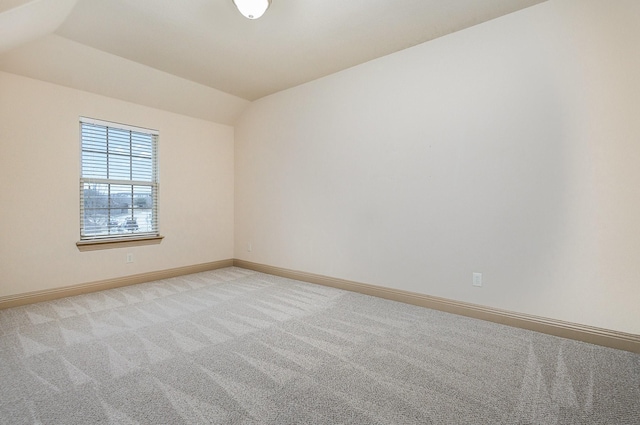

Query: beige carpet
<box><xmin>0</xmin><ymin>267</ymin><xmax>638</xmax><ymax>424</ymax></box>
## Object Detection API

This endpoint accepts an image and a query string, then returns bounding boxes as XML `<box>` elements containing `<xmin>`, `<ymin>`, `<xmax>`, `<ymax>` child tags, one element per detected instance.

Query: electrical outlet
<box><xmin>126</xmin><ymin>253</ymin><xmax>133</xmax><ymax>263</ymax></box>
<box><xmin>472</xmin><ymin>272</ymin><xmax>482</xmax><ymax>287</ymax></box>
<box><xmin>247</xmin><ymin>243</ymin><xmax>252</xmax><ymax>252</ymax></box>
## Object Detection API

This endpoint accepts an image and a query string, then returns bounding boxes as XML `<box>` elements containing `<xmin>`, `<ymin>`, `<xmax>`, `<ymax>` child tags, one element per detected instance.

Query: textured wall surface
<box><xmin>234</xmin><ymin>0</ymin><xmax>640</xmax><ymax>334</ymax></box>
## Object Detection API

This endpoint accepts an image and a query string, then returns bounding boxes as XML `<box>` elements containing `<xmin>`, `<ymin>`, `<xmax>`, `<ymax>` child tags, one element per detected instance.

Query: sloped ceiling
<box><xmin>0</xmin><ymin>0</ymin><xmax>546</xmax><ymax>124</ymax></box>
<box><xmin>0</xmin><ymin>0</ymin><xmax>77</xmax><ymax>53</ymax></box>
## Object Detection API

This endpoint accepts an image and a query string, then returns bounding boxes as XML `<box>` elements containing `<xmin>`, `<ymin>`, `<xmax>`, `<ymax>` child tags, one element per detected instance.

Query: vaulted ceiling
<box><xmin>0</xmin><ymin>0</ymin><xmax>546</xmax><ymax>124</ymax></box>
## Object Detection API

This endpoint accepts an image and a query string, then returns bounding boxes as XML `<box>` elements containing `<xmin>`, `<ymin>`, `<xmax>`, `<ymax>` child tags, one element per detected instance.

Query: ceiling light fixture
<box><xmin>233</xmin><ymin>0</ymin><xmax>271</xmax><ymax>20</ymax></box>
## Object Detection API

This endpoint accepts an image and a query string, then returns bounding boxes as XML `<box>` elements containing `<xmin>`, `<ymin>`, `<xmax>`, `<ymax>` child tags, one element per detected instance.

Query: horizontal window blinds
<box><xmin>80</xmin><ymin>118</ymin><xmax>159</xmax><ymax>240</ymax></box>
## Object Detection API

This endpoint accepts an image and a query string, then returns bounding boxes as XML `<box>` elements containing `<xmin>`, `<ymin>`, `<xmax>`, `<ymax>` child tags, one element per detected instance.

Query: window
<box><xmin>79</xmin><ymin>117</ymin><xmax>159</xmax><ymax>243</ymax></box>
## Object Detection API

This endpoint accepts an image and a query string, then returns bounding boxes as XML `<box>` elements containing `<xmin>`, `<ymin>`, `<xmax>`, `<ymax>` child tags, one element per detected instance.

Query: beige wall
<box><xmin>234</xmin><ymin>0</ymin><xmax>640</xmax><ymax>334</ymax></box>
<box><xmin>1</xmin><ymin>0</ymin><xmax>638</xmax><ymax>335</ymax></box>
<box><xmin>0</xmin><ymin>71</ymin><xmax>235</xmax><ymax>296</ymax></box>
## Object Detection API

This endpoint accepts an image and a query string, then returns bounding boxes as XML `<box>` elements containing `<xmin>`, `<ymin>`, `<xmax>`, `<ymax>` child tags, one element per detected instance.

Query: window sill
<box><xmin>76</xmin><ymin>235</ymin><xmax>164</xmax><ymax>251</ymax></box>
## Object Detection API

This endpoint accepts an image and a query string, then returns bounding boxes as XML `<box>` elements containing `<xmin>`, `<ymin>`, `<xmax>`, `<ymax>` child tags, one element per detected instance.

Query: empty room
<box><xmin>1</xmin><ymin>0</ymin><xmax>639</xmax><ymax>423</ymax></box>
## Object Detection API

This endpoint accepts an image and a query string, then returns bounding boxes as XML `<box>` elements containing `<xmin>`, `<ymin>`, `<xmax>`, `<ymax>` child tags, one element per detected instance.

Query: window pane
<box><xmin>108</xmin><ymin>127</ymin><xmax>130</xmax><ymax>148</ymax></box>
<box><xmin>108</xmin><ymin>153</ymin><xmax>131</xmax><ymax>180</ymax></box>
<box><xmin>135</xmin><ymin>209</ymin><xmax>154</xmax><ymax>232</ymax></box>
<box><xmin>83</xmin><ymin>209</ymin><xmax>108</xmax><ymax>236</ymax></box>
<box><xmin>132</xmin><ymin>156</ymin><xmax>152</xmax><ymax>181</ymax></box>
<box><xmin>82</xmin><ymin>151</ymin><xmax>107</xmax><ymax>178</ymax></box>
<box><xmin>81</xmin><ymin>124</ymin><xmax>107</xmax><ymax>152</ymax></box>
<box><xmin>108</xmin><ymin>131</ymin><xmax>131</xmax><ymax>156</ymax></box>
<box><xmin>109</xmin><ymin>185</ymin><xmax>132</xmax><ymax>217</ymax></box>
<box><xmin>131</xmin><ymin>132</ymin><xmax>153</xmax><ymax>157</ymax></box>
<box><xmin>83</xmin><ymin>183</ymin><xmax>108</xmax><ymax>209</ymax></box>
<box><xmin>133</xmin><ymin>185</ymin><xmax>152</xmax><ymax>209</ymax></box>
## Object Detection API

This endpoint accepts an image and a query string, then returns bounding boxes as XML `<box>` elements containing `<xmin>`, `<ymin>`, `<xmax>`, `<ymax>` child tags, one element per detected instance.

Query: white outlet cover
<box><xmin>472</xmin><ymin>272</ymin><xmax>482</xmax><ymax>287</ymax></box>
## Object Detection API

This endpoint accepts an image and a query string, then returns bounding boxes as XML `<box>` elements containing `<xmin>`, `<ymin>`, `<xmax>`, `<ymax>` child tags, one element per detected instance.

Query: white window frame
<box><xmin>78</xmin><ymin>117</ymin><xmax>161</xmax><ymax>249</ymax></box>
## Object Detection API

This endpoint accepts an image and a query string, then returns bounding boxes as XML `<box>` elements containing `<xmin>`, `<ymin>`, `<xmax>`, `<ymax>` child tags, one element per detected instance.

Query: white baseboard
<box><xmin>0</xmin><ymin>259</ymin><xmax>234</xmax><ymax>309</ymax></box>
<box><xmin>234</xmin><ymin>259</ymin><xmax>640</xmax><ymax>354</ymax></box>
<box><xmin>2</xmin><ymin>258</ymin><xmax>637</xmax><ymax>354</ymax></box>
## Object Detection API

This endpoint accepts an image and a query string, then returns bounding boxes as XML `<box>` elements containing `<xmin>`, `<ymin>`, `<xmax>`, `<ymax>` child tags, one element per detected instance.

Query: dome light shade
<box><xmin>233</xmin><ymin>0</ymin><xmax>271</xmax><ymax>20</ymax></box>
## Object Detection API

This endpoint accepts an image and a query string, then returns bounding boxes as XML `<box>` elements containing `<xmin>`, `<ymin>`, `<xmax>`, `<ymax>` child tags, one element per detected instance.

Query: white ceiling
<box><xmin>0</xmin><ymin>0</ymin><xmax>546</xmax><ymax>122</ymax></box>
